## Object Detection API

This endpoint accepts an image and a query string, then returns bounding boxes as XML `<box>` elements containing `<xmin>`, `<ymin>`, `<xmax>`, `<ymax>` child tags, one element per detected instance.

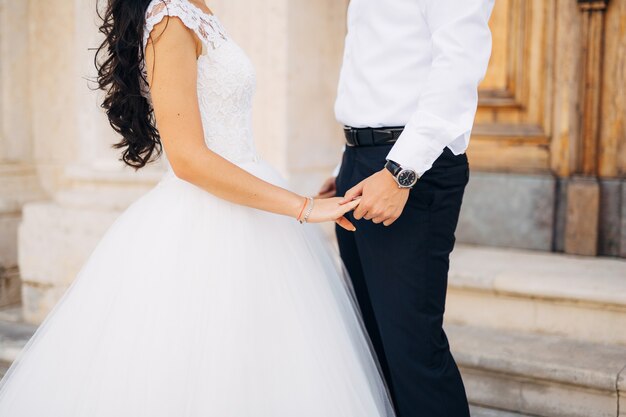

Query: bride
<box><xmin>0</xmin><ymin>0</ymin><xmax>396</xmax><ymax>416</ymax></box>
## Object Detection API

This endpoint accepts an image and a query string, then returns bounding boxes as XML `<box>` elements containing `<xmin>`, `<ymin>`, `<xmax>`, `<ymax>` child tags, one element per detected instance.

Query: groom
<box><xmin>318</xmin><ymin>1</ymin><xmax>495</xmax><ymax>416</ymax></box>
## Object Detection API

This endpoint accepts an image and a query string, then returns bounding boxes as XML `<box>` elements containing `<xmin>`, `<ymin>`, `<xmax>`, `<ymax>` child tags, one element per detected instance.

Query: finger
<box><xmin>317</xmin><ymin>191</ymin><xmax>336</xmax><ymax>199</ymax></box>
<box><xmin>372</xmin><ymin>216</ymin><xmax>386</xmax><ymax>224</ymax></box>
<box><xmin>316</xmin><ymin>188</ymin><xmax>329</xmax><ymax>198</ymax></box>
<box><xmin>316</xmin><ymin>183</ymin><xmax>332</xmax><ymax>197</ymax></box>
<box><xmin>340</xmin><ymin>182</ymin><xmax>365</xmax><ymax>204</ymax></box>
<box><xmin>383</xmin><ymin>216</ymin><xmax>398</xmax><ymax>227</ymax></box>
<box><xmin>363</xmin><ymin>207</ymin><xmax>382</xmax><ymax>221</ymax></box>
<box><xmin>319</xmin><ymin>176</ymin><xmax>336</xmax><ymax>191</ymax></box>
<box><xmin>353</xmin><ymin>206</ymin><xmax>367</xmax><ymax>220</ymax></box>
<box><xmin>339</xmin><ymin>198</ymin><xmax>361</xmax><ymax>213</ymax></box>
<box><xmin>336</xmin><ymin>216</ymin><xmax>356</xmax><ymax>231</ymax></box>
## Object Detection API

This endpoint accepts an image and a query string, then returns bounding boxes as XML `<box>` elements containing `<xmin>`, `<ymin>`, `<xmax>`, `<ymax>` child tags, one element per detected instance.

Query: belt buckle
<box><xmin>345</xmin><ymin>127</ymin><xmax>360</xmax><ymax>147</ymax></box>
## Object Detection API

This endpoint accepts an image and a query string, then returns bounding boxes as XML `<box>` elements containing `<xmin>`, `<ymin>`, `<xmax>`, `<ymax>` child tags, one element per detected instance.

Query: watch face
<box><xmin>398</xmin><ymin>169</ymin><xmax>418</xmax><ymax>187</ymax></box>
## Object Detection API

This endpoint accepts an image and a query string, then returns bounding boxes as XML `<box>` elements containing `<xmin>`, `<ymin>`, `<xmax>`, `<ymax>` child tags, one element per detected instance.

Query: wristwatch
<box><xmin>384</xmin><ymin>159</ymin><xmax>419</xmax><ymax>189</ymax></box>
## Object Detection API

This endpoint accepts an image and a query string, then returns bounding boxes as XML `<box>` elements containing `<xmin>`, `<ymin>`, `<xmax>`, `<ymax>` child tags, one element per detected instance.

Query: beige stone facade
<box><xmin>2</xmin><ymin>0</ymin><xmax>626</xmax><ymax>321</ymax></box>
<box><xmin>2</xmin><ymin>2</ymin><xmax>626</xmax><ymax>415</ymax></box>
<box><xmin>0</xmin><ymin>0</ymin><xmax>348</xmax><ymax>322</ymax></box>
<box><xmin>2</xmin><ymin>0</ymin><xmax>626</xmax><ymax>307</ymax></box>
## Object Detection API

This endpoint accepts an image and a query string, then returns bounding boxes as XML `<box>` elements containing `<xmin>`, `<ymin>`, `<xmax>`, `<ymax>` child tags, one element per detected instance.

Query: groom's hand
<box><xmin>316</xmin><ymin>176</ymin><xmax>337</xmax><ymax>198</ymax></box>
<box><xmin>340</xmin><ymin>169</ymin><xmax>410</xmax><ymax>226</ymax></box>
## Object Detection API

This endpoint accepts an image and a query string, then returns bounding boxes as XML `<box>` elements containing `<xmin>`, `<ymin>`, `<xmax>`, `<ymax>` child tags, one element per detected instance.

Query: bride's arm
<box><xmin>145</xmin><ymin>17</ymin><xmax>357</xmax><ymax>228</ymax></box>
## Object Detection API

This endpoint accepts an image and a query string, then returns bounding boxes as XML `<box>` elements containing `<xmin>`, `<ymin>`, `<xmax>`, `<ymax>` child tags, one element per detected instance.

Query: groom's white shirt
<box><xmin>334</xmin><ymin>0</ymin><xmax>495</xmax><ymax>177</ymax></box>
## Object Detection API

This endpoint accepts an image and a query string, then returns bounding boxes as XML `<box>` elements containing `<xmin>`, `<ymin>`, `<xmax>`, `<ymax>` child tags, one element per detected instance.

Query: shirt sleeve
<box><xmin>386</xmin><ymin>0</ymin><xmax>495</xmax><ymax>177</ymax></box>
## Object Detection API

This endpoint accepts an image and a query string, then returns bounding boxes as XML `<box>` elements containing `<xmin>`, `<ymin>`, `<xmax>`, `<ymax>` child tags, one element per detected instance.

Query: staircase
<box><xmin>0</xmin><ymin>245</ymin><xmax>624</xmax><ymax>416</ymax></box>
<box><xmin>446</xmin><ymin>245</ymin><xmax>626</xmax><ymax>417</ymax></box>
<box><xmin>470</xmin><ymin>406</ymin><xmax>537</xmax><ymax>417</ymax></box>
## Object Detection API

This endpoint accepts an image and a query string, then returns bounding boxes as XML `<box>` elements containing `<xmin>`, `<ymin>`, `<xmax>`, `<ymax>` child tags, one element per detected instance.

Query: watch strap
<box><xmin>385</xmin><ymin>160</ymin><xmax>402</xmax><ymax>177</ymax></box>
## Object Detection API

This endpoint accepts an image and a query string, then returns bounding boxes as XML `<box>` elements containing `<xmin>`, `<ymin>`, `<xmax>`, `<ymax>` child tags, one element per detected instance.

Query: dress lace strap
<box><xmin>143</xmin><ymin>0</ymin><xmax>228</xmax><ymax>51</ymax></box>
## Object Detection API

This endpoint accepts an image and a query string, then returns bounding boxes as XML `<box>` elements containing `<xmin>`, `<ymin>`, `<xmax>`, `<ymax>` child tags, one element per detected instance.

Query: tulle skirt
<box><xmin>0</xmin><ymin>159</ymin><xmax>394</xmax><ymax>417</ymax></box>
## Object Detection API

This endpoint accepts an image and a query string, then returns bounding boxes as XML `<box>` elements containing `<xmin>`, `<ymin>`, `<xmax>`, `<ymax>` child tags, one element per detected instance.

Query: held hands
<box><xmin>314</xmin><ymin>169</ymin><xmax>409</xmax><ymax>227</ymax></box>
<box><xmin>310</xmin><ymin>167</ymin><xmax>410</xmax><ymax>229</ymax></box>
<box><xmin>312</xmin><ymin>176</ymin><xmax>358</xmax><ymax>231</ymax></box>
<box><xmin>300</xmin><ymin>197</ymin><xmax>360</xmax><ymax>231</ymax></box>
<box><xmin>340</xmin><ymin>168</ymin><xmax>409</xmax><ymax>227</ymax></box>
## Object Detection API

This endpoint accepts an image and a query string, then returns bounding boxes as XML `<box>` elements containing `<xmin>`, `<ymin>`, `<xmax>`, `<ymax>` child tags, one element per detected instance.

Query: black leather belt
<box><xmin>344</xmin><ymin>126</ymin><xmax>404</xmax><ymax>147</ymax></box>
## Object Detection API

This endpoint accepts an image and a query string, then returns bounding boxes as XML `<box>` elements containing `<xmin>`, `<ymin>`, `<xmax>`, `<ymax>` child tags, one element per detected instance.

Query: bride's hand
<box><xmin>304</xmin><ymin>197</ymin><xmax>360</xmax><ymax>231</ymax></box>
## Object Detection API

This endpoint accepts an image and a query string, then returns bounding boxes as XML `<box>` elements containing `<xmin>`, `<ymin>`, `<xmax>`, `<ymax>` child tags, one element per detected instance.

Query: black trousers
<box><xmin>335</xmin><ymin>144</ymin><xmax>470</xmax><ymax>417</ymax></box>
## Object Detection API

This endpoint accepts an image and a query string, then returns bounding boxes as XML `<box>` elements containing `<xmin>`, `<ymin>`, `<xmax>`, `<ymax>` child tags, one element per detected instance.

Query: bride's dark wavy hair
<box><xmin>94</xmin><ymin>0</ymin><xmax>164</xmax><ymax>169</ymax></box>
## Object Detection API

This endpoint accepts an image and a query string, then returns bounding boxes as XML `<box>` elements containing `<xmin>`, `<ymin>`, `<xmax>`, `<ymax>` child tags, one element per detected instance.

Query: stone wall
<box><xmin>1</xmin><ymin>0</ymin><xmax>624</xmax><ymax>323</ymax></box>
<box><xmin>0</xmin><ymin>0</ymin><xmax>46</xmax><ymax>307</ymax></box>
<box><xmin>1</xmin><ymin>0</ymin><xmax>348</xmax><ymax>323</ymax></box>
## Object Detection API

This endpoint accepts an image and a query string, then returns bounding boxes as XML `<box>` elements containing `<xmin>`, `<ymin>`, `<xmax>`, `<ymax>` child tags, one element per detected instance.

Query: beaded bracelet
<box><xmin>298</xmin><ymin>197</ymin><xmax>315</xmax><ymax>224</ymax></box>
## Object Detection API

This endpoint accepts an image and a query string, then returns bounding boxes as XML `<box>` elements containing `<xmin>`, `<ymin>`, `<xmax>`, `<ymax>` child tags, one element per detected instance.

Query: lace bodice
<box><xmin>142</xmin><ymin>0</ymin><xmax>259</xmax><ymax>164</ymax></box>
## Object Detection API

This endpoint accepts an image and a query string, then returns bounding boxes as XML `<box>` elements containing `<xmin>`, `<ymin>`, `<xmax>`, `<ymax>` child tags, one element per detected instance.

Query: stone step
<box><xmin>446</xmin><ymin>245</ymin><xmax>626</xmax><ymax>345</ymax></box>
<box><xmin>0</xmin><ymin>310</ymin><xmax>36</xmax><ymax>379</ymax></box>
<box><xmin>0</xmin><ymin>268</ymin><xmax>21</xmax><ymax>308</ymax></box>
<box><xmin>447</xmin><ymin>323</ymin><xmax>626</xmax><ymax>417</ymax></box>
<box><xmin>470</xmin><ymin>405</ymin><xmax>538</xmax><ymax>417</ymax></box>
<box><xmin>0</xmin><ymin>304</ymin><xmax>27</xmax><ymax>324</ymax></box>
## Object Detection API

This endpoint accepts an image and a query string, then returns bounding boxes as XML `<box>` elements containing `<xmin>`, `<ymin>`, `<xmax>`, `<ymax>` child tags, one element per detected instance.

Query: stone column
<box><xmin>0</xmin><ymin>0</ymin><xmax>46</xmax><ymax>307</ymax></box>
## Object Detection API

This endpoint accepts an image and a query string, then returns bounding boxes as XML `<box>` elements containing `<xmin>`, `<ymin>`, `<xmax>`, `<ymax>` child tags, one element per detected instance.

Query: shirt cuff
<box><xmin>386</xmin><ymin>110</ymin><xmax>469</xmax><ymax>177</ymax></box>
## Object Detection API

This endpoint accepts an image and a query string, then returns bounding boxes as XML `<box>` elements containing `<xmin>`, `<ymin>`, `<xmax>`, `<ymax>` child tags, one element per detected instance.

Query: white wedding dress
<box><xmin>0</xmin><ymin>1</ymin><xmax>395</xmax><ymax>416</ymax></box>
